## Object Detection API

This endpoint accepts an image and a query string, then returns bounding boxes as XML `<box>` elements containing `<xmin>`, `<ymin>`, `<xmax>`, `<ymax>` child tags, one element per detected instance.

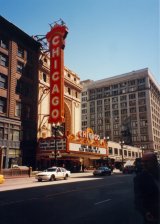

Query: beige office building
<box><xmin>81</xmin><ymin>68</ymin><xmax>160</xmax><ymax>156</ymax></box>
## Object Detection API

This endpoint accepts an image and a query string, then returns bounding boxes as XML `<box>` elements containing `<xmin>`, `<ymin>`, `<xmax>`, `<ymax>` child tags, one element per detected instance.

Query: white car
<box><xmin>35</xmin><ymin>167</ymin><xmax>71</xmax><ymax>182</ymax></box>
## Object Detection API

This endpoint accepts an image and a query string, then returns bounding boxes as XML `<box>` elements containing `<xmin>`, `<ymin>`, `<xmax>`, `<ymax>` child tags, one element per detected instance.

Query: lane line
<box><xmin>0</xmin><ymin>181</ymin><xmax>123</xmax><ymax>206</ymax></box>
<box><xmin>94</xmin><ymin>199</ymin><xmax>111</xmax><ymax>205</ymax></box>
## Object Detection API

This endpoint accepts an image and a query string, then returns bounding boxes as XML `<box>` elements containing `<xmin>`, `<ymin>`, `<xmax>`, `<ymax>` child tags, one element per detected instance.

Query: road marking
<box><xmin>0</xmin><ymin>181</ymin><xmax>122</xmax><ymax>206</ymax></box>
<box><xmin>94</xmin><ymin>199</ymin><xmax>111</xmax><ymax>205</ymax></box>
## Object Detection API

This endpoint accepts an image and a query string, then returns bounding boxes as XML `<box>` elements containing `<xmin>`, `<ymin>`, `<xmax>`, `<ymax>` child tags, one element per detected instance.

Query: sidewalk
<box><xmin>0</xmin><ymin>171</ymin><xmax>94</xmax><ymax>192</ymax></box>
<box><xmin>0</xmin><ymin>170</ymin><xmax>123</xmax><ymax>192</ymax></box>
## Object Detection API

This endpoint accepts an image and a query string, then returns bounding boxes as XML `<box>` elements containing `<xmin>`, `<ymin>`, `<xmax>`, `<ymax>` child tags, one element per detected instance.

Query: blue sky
<box><xmin>1</xmin><ymin>0</ymin><xmax>159</xmax><ymax>82</ymax></box>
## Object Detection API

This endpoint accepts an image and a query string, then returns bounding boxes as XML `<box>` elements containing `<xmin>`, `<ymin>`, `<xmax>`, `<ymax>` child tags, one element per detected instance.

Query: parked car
<box><xmin>35</xmin><ymin>167</ymin><xmax>71</xmax><ymax>182</ymax></box>
<box><xmin>93</xmin><ymin>166</ymin><xmax>111</xmax><ymax>176</ymax></box>
<box><xmin>123</xmin><ymin>165</ymin><xmax>135</xmax><ymax>174</ymax></box>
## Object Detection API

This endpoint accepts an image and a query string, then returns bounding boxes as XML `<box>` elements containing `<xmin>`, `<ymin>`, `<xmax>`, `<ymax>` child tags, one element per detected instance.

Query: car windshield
<box><xmin>98</xmin><ymin>167</ymin><xmax>105</xmax><ymax>170</ymax></box>
<box><xmin>46</xmin><ymin>168</ymin><xmax>57</xmax><ymax>172</ymax></box>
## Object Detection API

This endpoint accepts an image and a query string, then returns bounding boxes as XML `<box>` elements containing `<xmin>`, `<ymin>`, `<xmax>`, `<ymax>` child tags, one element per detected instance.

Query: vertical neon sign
<box><xmin>46</xmin><ymin>23</ymin><xmax>68</xmax><ymax>124</ymax></box>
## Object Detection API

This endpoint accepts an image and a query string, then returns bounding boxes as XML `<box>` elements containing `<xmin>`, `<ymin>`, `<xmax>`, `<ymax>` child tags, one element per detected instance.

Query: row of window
<box><xmin>0</xmin><ymin>127</ymin><xmax>20</xmax><ymax>141</ymax></box>
<box><xmin>86</xmin><ymin>106</ymin><xmax>147</xmax><ymax>115</ymax></box>
<box><xmin>0</xmin><ymin>36</ymin><xmax>26</xmax><ymax>58</ymax></box>
<box><xmin>0</xmin><ymin>97</ymin><xmax>31</xmax><ymax>119</ymax></box>
<box><xmin>0</xmin><ymin>73</ymin><xmax>33</xmax><ymax>97</ymax></box>
<box><xmin>89</xmin><ymin>86</ymin><xmax>146</xmax><ymax>99</ymax></box>
<box><xmin>0</xmin><ymin>52</ymin><xmax>33</xmax><ymax>81</ymax></box>
<box><xmin>89</xmin><ymin>78</ymin><xmax>145</xmax><ymax>94</ymax></box>
<box><xmin>108</xmin><ymin>147</ymin><xmax>141</xmax><ymax>157</ymax></box>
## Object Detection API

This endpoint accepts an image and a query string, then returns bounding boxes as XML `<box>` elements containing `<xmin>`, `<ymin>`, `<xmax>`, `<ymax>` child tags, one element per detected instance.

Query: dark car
<box><xmin>123</xmin><ymin>165</ymin><xmax>135</xmax><ymax>174</ymax></box>
<box><xmin>93</xmin><ymin>166</ymin><xmax>111</xmax><ymax>176</ymax></box>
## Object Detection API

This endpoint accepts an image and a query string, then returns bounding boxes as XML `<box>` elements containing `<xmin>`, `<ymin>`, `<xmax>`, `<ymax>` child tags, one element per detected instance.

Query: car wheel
<box><xmin>38</xmin><ymin>179</ymin><xmax>42</xmax><ymax>182</ymax></box>
<box><xmin>64</xmin><ymin>174</ymin><xmax>68</xmax><ymax>180</ymax></box>
<box><xmin>50</xmin><ymin>175</ymin><xmax>56</xmax><ymax>181</ymax></box>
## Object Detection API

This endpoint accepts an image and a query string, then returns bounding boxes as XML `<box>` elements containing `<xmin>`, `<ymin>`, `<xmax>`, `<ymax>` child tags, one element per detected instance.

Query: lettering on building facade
<box><xmin>46</xmin><ymin>23</ymin><xmax>68</xmax><ymax>124</ymax></box>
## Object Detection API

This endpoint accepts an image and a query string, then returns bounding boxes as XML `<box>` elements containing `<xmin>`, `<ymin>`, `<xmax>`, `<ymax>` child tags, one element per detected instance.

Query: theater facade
<box><xmin>36</xmin><ymin>128</ymin><xmax>108</xmax><ymax>171</ymax></box>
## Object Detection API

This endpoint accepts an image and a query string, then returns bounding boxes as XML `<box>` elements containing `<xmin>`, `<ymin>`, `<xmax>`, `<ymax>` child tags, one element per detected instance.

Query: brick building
<box><xmin>0</xmin><ymin>16</ymin><xmax>40</xmax><ymax>168</ymax></box>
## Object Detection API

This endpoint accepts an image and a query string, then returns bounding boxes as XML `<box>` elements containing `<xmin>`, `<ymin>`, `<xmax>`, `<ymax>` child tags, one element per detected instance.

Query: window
<box><xmin>120</xmin><ymin>95</ymin><xmax>127</xmax><ymax>101</ymax></box>
<box><xmin>121</xmin><ymin>109</ymin><xmax>127</xmax><ymax>114</ymax></box>
<box><xmin>0</xmin><ymin>53</ymin><xmax>8</xmax><ymax>67</ymax></box>
<box><xmin>104</xmin><ymin>98</ymin><xmax>110</xmax><ymax>104</ymax></box>
<box><xmin>97</xmin><ymin>106</ymin><xmax>102</xmax><ymax>112</ymax></box>
<box><xmin>138</xmin><ymin>91</ymin><xmax>146</xmax><ymax>98</ymax></box>
<box><xmin>68</xmin><ymin>88</ymin><xmax>71</xmax><ymax>95</ymax></box>
<box><xmin>112</xmin><ymin>97</ymin><xmax>118</xmax><ymax>102</ymax></box>
<box><xmin>121</xmin><ymin>102</ymin><xmax>127</xmax><ymax>108</ymax></box>
<box><xmin>12</xmin><ymin>130</ymin><xmax>20</xmax><ymax>141</ymax></box>
<box><xmin>0</xmin><ymin>73</ymin><xmax>7</xmax><ymax>89</ymax></box>
<box><xmin>128</xmin><ymin>80</ymin><xmax>136</xmax><ymax>86</ymax></box>
<box><xmin>112</xmin><ymin>90</ymin><xmax>118</xmax><ymax>96</ymax></box>
<box><xmin>112</xmin><ymin>84</ymin><xmax>118</xmax><ymax>89</ymax></box>
<box><xmin>124</xmin><ymin>150</ymin><xmax>127</xmax><ymax>156</ymax></box>
<box><xmin>130</xmin><ymin>108</ymin><xmax>136</xmax><ymax>113</ymax></box>
<box><xmin>15</xmin><ymin>102</ymin><xmax>21</xmax><ymax>117</ymax></box>
<box><xmin>105</xmin><ymin>105</ymin><xmax>110</xmax><ymax>110</ymax></box>
<box><xmin>17</xmin><ymin>61</ymin><xmax>24</xmax><ymax>74</ymax></box>
<box><xmin>112</xmin><ymin>104</ymin><xmax>118</xmax><ymax>109</ymax></box>
<box><xmin>114</xmin><ymin>148</ymin><xmax>118</xmax><ymax>154</ymax></box>
<box><xmin>128</xmin><ymin>151</ymin><xmax>131</xmax><ymax>157</ymax></box>
<box><xmin>43</xmin><ymin>73</ymin><xmax>47</xmax><ymax>82</ymax></box>
<box><xmin>129</xmin><ymin>86</ymin><xmax>136</xmax><ymax>92</ymax></box>
<box><xmin>0</xmin><ymin>127</ymin><xmax>3</xmax><ymax>139</ymax></box>
<box><xmin>129</xmin><ymin>101</ymin><xmax>136</xmax><ymax>106</ymax></box>
<box><xmin>129</xmin><ymin>94</ymin><xmax>136</xmax><ymax>99</ymax></box>
<box><xmin>140</xmin><ymin>120</ymin><xmax>147</xmax><ymax>127</ymax></box>
<box><xmin>0</xmin><ymin>36</ymin><xmax>9</xmax><ymax>49</ymax></box>
<box><xmin>139</xmin><ymin>106</ymin><xmax>147</xmax><ymax>112</ymax></box>
<box><xmin>97</xmin><ymin>100</ymin><xmax>102</xmax><ymax>105</ymax></box>
<box><xmin>90</xmin><ymin>108</ymin><xmax>95</xmax><ymax>113</ymax></box>
<box><xmin>138</xmin><ymin>78</ymin><xmax>145</xmax><ymax>84</ymax></box>
<box><xmin>109</xmin><ymin>147</ymin><xmax>113</xmax><ymax>155</ymax></box>
<box><xmin>17</xmin><ymin>46</ymin><xmax>24</xmax><ymax>58</ymax></box>
<box><xmin>0</xmin><ymin>97</ymin><xmax>7</xmax><ymax>113</ymax></box>
<box><xmin>105</xmin><ymin>124</ymin><xmax>110</xmax><ymax>130</ymax></box>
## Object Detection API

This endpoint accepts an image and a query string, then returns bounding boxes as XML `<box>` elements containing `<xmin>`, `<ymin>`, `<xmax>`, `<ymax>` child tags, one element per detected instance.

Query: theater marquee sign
<box><xmin>67</xmin><ymin>128</ymin><xmax>108</xmax><ymax>156</ymax></box>
<box><xmin>46</xmin><ymin>22</ymin><xmax>68</xmax><ymax>124</ymax></box>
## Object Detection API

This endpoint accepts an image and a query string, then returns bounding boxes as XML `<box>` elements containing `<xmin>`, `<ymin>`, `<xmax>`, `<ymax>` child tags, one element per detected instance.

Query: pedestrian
<box><xmin>133</xmin><ymin>152</ymin><xmax>160</xmax><ymax>224</ymax></box>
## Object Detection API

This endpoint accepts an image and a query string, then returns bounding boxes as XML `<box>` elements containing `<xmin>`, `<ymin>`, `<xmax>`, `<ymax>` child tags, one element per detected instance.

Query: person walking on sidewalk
<box><xmin>133</xmin><ymin>152</ymin><xmax>160</xmax><ymax>224</ymax></box>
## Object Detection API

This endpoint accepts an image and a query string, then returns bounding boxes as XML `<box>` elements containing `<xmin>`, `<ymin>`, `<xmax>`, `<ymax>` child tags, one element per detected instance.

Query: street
<box><xmin>0</xmin><ymin>173</ymin><xmax>143</xmax><ymax>224</ymax></box>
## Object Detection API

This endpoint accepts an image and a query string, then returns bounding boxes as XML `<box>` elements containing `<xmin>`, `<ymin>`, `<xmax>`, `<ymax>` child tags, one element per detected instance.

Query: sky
<box><xmin>1</xmin><ymin>0</ymin><xmax>159</xmax><ymax>83</ymax></box>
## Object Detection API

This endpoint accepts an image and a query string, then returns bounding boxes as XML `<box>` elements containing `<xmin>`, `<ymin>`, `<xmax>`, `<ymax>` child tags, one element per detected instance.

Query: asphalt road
<box><xmin>0</xmin><ymin>174</ymin><xmax>143</xmax><ymax>224</ymax></box>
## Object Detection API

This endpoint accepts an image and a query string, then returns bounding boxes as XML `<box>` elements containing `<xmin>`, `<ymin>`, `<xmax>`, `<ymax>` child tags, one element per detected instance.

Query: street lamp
<box><xmin>119</xmin><ymin>140</ymin><xmax>125</xmax><ymax>167</ymax></box>
<box><xmin>141</xmin><ymin>146</ymin><xmax>144</xmax><ymax>155</ymax></box>
<box><xmin>0</xmin><ymin>146</ymin><xmax>5</xmax><ymax>172</ymax></box>
<box><xmin>52</xmin><ymin>123</ymin><xmax>64</xmax><ymax>166</ymax></box>
<box><xmin>52</xmin><ymin>124</ymin><xmax>60</xmax><ymax>166</ymax></box>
